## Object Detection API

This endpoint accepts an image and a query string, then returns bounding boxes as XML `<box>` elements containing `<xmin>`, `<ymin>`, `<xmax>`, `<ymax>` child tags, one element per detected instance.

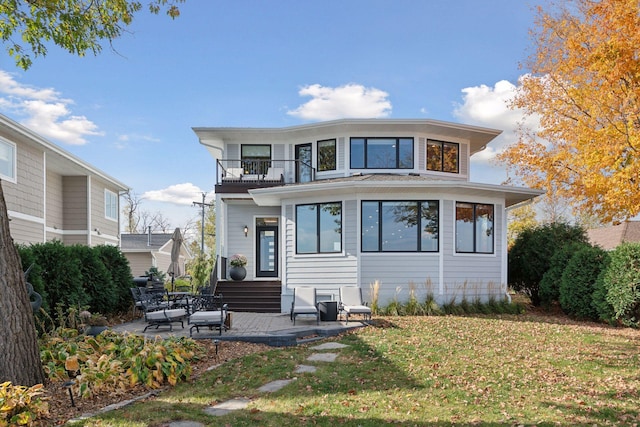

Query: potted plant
<box><xmin>80</xmin><ymin>310</ymin><xmax>109</xmax><ymax>336</ymax></box>
<box><xmin>229</xmin><ymin>254</ymin><xmax>248</xmax><ymax>281</ymax></box>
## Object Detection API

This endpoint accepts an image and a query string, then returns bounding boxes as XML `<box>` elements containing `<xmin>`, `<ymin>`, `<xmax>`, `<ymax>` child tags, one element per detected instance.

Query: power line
<box><xmin>192</xmin><ymin>193</ymin><xmax>213</xmax><ymax>254</ymax></box>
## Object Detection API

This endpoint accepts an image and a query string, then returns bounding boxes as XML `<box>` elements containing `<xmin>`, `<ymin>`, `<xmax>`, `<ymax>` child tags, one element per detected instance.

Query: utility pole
<box><xmin>192</xmin><ymin>192</ymin><xmax>213</xmax><ymax>254</ymax></box>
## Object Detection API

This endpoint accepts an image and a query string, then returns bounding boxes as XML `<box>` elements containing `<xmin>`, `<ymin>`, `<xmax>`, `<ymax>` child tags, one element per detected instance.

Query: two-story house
<box><xmin>0</xmin><ymin>113</ymin><xmax>128</xmax><ymax>247</ymax></box>
<box><xmin>193</xmin><ymin>119</ymin><xmax>543</xmax><ymax>311</ymax></box>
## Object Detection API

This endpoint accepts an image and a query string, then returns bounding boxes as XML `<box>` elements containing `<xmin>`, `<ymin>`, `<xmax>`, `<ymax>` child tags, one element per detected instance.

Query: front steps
<box><xmin>215</xmin><ymin>280</ymin><xmax>281</xmax><ymax>313</ymax></box>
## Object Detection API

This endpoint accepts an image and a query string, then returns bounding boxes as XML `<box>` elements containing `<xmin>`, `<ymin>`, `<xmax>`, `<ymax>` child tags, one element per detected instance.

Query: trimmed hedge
<box><xmin>601</xmin><ymin>243</ymin><xmax>640</xmax><ymax>327</ymax></box>
<box><xmin>559</xmin><ymin>245</ymin><xmax>608</xmax><ymax>320</ymax></box>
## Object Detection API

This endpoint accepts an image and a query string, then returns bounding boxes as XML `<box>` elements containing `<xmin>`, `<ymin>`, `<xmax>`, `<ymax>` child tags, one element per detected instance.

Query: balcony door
<box><xmin>256</xmin><ymin>225</ymin><xmax>278</xmax><ymax>277</ymax></box>
<box><xmin>295</xmin><ymin>143</ymin><xmax>312</xmax><ymax>183</ymax></box>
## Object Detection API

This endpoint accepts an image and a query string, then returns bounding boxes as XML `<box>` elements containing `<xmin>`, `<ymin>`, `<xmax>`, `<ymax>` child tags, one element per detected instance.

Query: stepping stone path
<box><xmin>167</xmin><ymin>341</ymin><xmax>350</xmax><ymax>426</ymax></box>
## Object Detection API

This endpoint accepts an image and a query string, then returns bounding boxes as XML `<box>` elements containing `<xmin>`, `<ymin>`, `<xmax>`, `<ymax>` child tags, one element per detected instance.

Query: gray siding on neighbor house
<box><xmin>9</xmin><ymin>217</ymin><xmax>43</xmax><ymax>245</ymax></box>
<box><xmin>90</xmin><ymin>178</ymin><xmax>119</xmax><ymax>239</ymax></box>
<box><xmin>62</xmin><ymin>176</ymin><xmax>88</xmax><ymax>230</ymax></box>
<box><xmin>46</xmin><ymin>170</ymin><xmax>63</xmax><ymax>230</ymax></box>
<box><xmin>127</xmin><ymin>253</ymin><xmax>154</xmax><ymax>277</ymax></box>
<box><xmin>4</xmin><ymin>142</ymin><xmax>45</xmax><ymax>217</ymax></box>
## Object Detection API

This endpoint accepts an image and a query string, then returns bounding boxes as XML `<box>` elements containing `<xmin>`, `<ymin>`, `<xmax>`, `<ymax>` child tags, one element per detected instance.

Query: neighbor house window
<box><xmin>105</xmin><ymin>190</ymin><xmax>118</xmax><ymax>221</ymax></box>
<box><xmin>350</xmin><ymin>137</ymin><xmax>413</xmax><ymax>169</ymax></box>
<box><xmin>296</xmin><ymin>202</ymin><xmax>342</xmax><ymax>254</ymax></box>
<box><xmin>361</xmin><ymin>200</ymin><xmax>439</xmax><ymax>252</ymax></box>
<box><xmin>317</xmin><ymin>139</ymin><xmax>336</xmax><ymax>172</ymax></box>
<box><xmin>455</xmin><ymin>202</ymin><xmax>494</xmax><ymax>253</ymax></box>
<box><xmin>0</xmin><ymin>138</ymin><xmax>16</xmax><ymax>182</ymax></box>
<box><xmin>241</xmin><ymin>144</ymin><xmax>271</xmax><ymax>175</ymax></box>
<box><xmin>427</xmin><ymin>140</ymin><xmax>459</xmax><ymax>173</ymax></box>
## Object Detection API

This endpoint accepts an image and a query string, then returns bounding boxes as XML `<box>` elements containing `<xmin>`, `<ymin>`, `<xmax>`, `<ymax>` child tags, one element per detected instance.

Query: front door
<box><xmin>295</xmin><ymin>143</ymin><xmax>312</xmax><ymax>183</ymax></box>
<box><xmin>256</xmin><ymin>225</ymin><xmax>278</xmax><ymax>277</ymax></box>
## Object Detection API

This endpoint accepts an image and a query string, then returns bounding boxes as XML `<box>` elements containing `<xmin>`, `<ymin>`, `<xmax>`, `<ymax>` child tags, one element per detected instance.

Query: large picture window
<box><xmin>317</xmin><ymin>139</ymin><xmax>336</xmax><ymax>172</ymax></box>
<box><xmin>241</xmin><ymin>144</ymin><xmax>271</xmax><ymax>175</ymax></box>
<box><xmin>361</xmin><ymin>200</ymin><xmax>439</xmax><ymax>252</ymax></box>
<box><xmin>455</xmin><ymin>202</ymin><xmax>494</xmax><ymax>253</ymax></box>
<box><xmin>350</xmin><ymin>137</ymin><xmax>413</xmax><ymax>169</ymax></box>
<box><xmin>427</xmin><ymin>140</ymin><xmax>459</xmax><ymax>173</ymax></box>
<box><xmin>0</xmin><ymin>138</ymin><xmax>16</xmax><ymax>182</ymax></box>
<box><xmin>105</xmin><ymin>190</ymin><xmax>118</xmax><ymax>221</ymax></box>
<box><xmin>296</xmin><ymin>202</ymin><xmax>342</xmax><ymax>254</ymax></box>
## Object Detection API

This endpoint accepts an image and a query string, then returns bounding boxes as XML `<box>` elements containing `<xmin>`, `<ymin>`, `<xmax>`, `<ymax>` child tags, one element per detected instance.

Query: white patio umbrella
<box><xmin>167</xmin><ymin>227</ymin><xmax>183</xmax><ymax>292</ymax></box>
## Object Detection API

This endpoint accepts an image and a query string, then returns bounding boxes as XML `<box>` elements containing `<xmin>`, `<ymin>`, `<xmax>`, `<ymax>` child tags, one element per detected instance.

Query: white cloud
<box><xmin>453</xmin><ymin>78</ymin><xmax>540</xmax><ymax>163</ymax></box>
<box><xmin>0</xmin><ymin>70</ymin><xmax>102</xmax><ymax>145</ymax></box>
<box><xmin>287</xmin><ymin>83</ymin><xmax>392</xmax><ymax>120</ymax></box>
<box><xmin>142</xmin><ymin>183</ymin><xmax>207</xmax><ymax>205</ymax></box>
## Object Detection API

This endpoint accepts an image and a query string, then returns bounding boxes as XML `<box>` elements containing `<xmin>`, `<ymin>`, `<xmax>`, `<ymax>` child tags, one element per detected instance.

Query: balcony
<box><xmin>215</xmin><ymin>159</ymin><xmax>316</xmax><ymax>193</ymax></box>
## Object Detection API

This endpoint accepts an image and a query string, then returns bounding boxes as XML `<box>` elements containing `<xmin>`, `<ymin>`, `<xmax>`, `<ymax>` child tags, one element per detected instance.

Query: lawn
<box><xmin>72</xmin><ymin>313</ymin><xmax>640</xmax><ymax>426</ymax></box>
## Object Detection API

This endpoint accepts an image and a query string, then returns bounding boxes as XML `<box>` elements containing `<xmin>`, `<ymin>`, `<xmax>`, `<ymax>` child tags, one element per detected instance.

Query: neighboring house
<box><xmin>120</xmin><ymin>230</ymin><xmax>193</xmax><ymax>278</ymax></box>
<box><xmin>587</xmin><ymin>221</ymin><xmax>640</xmax><ymax>251</ymax></box>
<box><xmin>0</xmin><ymin>113</ymin><xmax>128</xmax><ymax>247</ymax></box>
<box><xmin>193</xmin><ymin>119</ymin><xmax>543</xmax><ymax>310</ymax></box>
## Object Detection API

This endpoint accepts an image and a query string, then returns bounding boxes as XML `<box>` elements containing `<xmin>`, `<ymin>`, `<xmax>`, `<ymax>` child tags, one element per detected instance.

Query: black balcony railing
<box><xmin>216</xmin><ymin>159</ymin><xmax>315</xmax><ymax>185</ymax></box>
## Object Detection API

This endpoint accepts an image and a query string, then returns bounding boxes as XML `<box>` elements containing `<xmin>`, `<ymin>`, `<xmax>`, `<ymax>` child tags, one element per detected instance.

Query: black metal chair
<box><xmin>188</xmin><ymin>294</ymin><xmax>228</xmax><ymax>336</ymax></box>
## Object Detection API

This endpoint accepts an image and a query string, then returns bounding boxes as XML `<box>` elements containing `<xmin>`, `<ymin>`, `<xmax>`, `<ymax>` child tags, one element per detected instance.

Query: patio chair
<box><xmin>339</xmin><ymin>286</ymin><xmax>372</xmax><ymax>324</ymax></box>
<box><xmin>290</xmin><ymin>287</ymin><xmax>319</xmax><ymax>325</ymax></box>
<box><xmin>263</xmin><ymin>167</ymin><xmax>284</xmax><ymax>182</ymax></box>
<box><xmin>188</xmin><ymin>294</ymin><xmax>228</xmax><ymax>336</ymax></box>
<box><xmin>222</xmin><ymin>167</ymin><xmax>243</xmax><ymax>182</ymax></box>
<box><xmin>140</xmin><ymin>289</ymin><xmax>187</xmax><ymax>332</ymax></box>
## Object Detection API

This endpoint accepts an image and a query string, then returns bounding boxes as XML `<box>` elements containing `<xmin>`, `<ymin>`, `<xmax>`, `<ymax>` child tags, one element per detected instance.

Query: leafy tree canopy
<box><xmin>499</xmin><ymin>0</ymin><xmax>640</xmax><ymax>223</ymax></box>
<box><xmin>0</xmin><ymin>0</ymin><xmax>183</xmax><ymax>69</ymax></box>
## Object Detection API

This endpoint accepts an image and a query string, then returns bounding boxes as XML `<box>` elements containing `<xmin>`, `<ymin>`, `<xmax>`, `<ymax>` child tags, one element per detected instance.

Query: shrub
<box><xmin>539</xmin><ymin>241</ymin><xmax>592</xmax><ymax>308</ymax></box>
<box><xmin>0</xmin><ymin>382</ymin><xmax>49</xmax><ymax>426</ymax></box>
<box><xmin>69</xmin><ymin>244</ymin><xmax>116</xmax><ymax>314</ymax></box>
<box><xmin>601</xmin><ymin>243</ymin><xmax>640</xmax><ymax>327</ymax></box>
<box><xmin>508</xmin><ymin>222</ymin><xmax>589</xmax><ymax>306</ymax></box>
<box><xmin>559</xmin><ymin>245</ymin><xmax>608</xmax><ymax>320</ymax></box>
<box><xmin>94</xmin><ymin>245</ymin><xmax>134</xmax><ymax>314</ymax></box>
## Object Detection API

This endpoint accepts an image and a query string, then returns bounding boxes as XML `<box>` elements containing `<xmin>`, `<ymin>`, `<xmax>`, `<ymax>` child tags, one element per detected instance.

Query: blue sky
<box><xmin>0</xmin><ymin>0</ymin><xmax>542</xmax><ymax>235</ymax></box>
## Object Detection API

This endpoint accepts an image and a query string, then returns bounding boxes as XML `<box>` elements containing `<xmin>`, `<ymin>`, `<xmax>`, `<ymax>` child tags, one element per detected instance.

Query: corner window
<box><xmin>350</xmin><ymin>137</ymin><xmax>413</xmax><ymax>169</ymax></box>
<box><xmin>241</xmin><ymin>144</ymin><xmax>271</xmax><ymax>175</ymax></box>
<box><xmin>317</xmin><ymin>139</ymin><xmax>336</xmax><ymax>172</ymax></box>
<box><xmin>361</xmin><ymin>200</ymin><xmax>439</xmax><ymax>252</ymax></box>
<box><xmin>296</xmin><ymin>202</ymin><xmax>342</xmax><ymax>254</ymax></box>
<box><xmin>427</xmin><ymin>140</ymin><xmax>459</xmax><ymax>173</ymax></box>
<box><xmin>105</xmin><ymin>190</ymin><xmax>118</xmax><ymax>221</ymax></box>
<box><xmin>0</xmin><ymin>138</ymin><xmax>16</xmax><ymax>182</ymax></box>
<box><xmin>455</xmin><ymin>202</ymin><xmax>494</xmax><ymax>253</ymax></box>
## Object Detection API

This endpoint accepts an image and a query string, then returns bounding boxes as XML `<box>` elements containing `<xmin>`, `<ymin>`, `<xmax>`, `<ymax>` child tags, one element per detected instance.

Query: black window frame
<box><xmin>455</xmin><ymin>201</ymin><xmax>494</xmax><ymax>254</ymax></box>
<box><xmin>426</xmin><ymin>139</ymin><xmax>459</xmax><ymax>173</ymax></box>
<box><xmin>350</xmin><ymin>137</ymin><xmax>414</xmax><ymax>169</ymax></box>
<box><xmin>317</xmin><ymin>139</ymin><xmax>336</xmax><ymax>172</ymax></box>
<box><xmin>361</xmin><ymin>200</ymin><xmax>439</xmax><ymax>253</ymax></box>
<box><xmin>296</xmin><ymin>202</ymin><xmax>343</xmax><ymax>254</ymax></box>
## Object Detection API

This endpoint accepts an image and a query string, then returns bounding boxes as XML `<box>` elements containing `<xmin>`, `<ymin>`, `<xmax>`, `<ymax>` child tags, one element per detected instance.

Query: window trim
<box><xmin>426</xmin><ymin>139</ymin><xmax>459</xmax><ymax>173</ymax></box>
<box><xmin>105</xmin><ymin>189</ymin><xmax>118</xmax><ymax>221</ymax></box>
<box><xmin>455</xmin><ymin>201</ymin><xmax>494</xmax><ymax>254</ymax></box>
<box><xmin>317</xmin><ymin>139</ymin><xmax>336</xmax><ymax>172</ymax></box>
<box><xmin>350</xmin><ymin>137</ymin><xmax>414</xmax><ymax>169</ymax></box>
<box><xmin>361</xmin><ymin>200</ymin><xmax>439</xmax><ymax>253</ymax></box>
<box><xmin>296</xmin><ymin>202</ymin><xmax>343</xmax><ymax>254</ymax></box>
<box><xmin>0</xmin><ymin>137</ymin><xmax>17</xmax><ymax>183</ymax></box>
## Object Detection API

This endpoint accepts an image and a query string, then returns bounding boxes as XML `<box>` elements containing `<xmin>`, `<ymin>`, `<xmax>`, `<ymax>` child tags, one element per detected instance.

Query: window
<box><xmin>455</xmin><ymin>202</ymin><xmax>494</xmax><ymax>253</ymax></box>
<box><xmin>317</xmin><ymin>139</ymin><xmax>336</xmax><ymax>172</ymax></box>
<box><xmin>350</xmin><ymin>138</ymin><xmax>413</xmax><ymax>169</ymax></box>
<box><xmin>105</xmin><ymin>190</ymin><xmax>118</xmax><ymax>221</ymax></box>
<box><xmin>361</xmin><ymin>200</ymin><xmax>439</xmax><ymax>252</ymax></box>
<box><xmin>0</xmin><ymin>138</ymin><xmax>16</xmax><ymax>182</ymax></box>
<box><xmin>241</xmin><ymin>144</ymin><xmax>271</xmax><ymax>175</ymax></box>
<box><xmin>427</xmin><ymin>140</ymin><xmax>459</xmax><ymax>173</ymax></box>
<box><xmin>296</xmin><ymin>202</ymin><xmax>342</xmax><ymax>254</ymax></box>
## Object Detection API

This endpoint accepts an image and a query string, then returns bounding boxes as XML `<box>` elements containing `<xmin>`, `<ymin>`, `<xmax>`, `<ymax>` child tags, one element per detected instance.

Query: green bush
<box><xmin>539</xmin><ymin>241</ymin><xmax>592</xmax><ymax>308</ymax></box>
<box><xmin>592</xmin><ymin>262</ymin><xmax>615</xmax><ymax>324</ymax></box>
<box><xmin>559</xmin><ymin>245</ymin><xmax>608</xmax><ymax>320</ymax></box>
<box><xmin>94</xmin><ymin>244</ymin><xmax>134</xmax><ymax>313</ymax></box>
<box><xmin>508</xmin><ymin>222</ymin><xmax>589</xmax><ymax>306</ymax></box>
<box><xmin>69</xmin><ymin>244</ymin><xmax>116</xmax><ymax>314</ymax></box>
<box><xmin>601</xmin><ymin>243</ymin><xmax>640</xmax><ymax>327</ymax></box>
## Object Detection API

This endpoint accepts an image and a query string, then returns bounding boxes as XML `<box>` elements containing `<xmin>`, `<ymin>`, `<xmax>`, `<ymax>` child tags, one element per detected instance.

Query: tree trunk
<box><xmin>0</xmin><ymin>181</ymin><xmax>45</xmax><ymax>386</ymax></box>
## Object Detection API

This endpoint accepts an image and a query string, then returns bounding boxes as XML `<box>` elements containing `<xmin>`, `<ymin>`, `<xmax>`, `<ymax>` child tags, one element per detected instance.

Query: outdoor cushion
<box><xmin>339</xmin><ymin>286</ymin><xmax>372</xmax><ymax>323</ymax></box>
<box><xmin>290</xmin><ymin>287</ymin><xmax>319</xmax><ymax>325</ymax></box>
<box><xmin>143</xmin><ymin>308</ymin><xmax>187</xmax><ymax>332</ymax></box>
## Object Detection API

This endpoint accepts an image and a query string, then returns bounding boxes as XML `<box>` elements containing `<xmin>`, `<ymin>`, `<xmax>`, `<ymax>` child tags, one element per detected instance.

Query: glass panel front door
<box><xmin>295</xmin><ymin>143</ymin><xmax>312</xmax><ymax>183</ymax></box>
<box><xmin>256</xmin><ymin>226</ymin><xmax>278</xmax><ymax>277</ymax></box>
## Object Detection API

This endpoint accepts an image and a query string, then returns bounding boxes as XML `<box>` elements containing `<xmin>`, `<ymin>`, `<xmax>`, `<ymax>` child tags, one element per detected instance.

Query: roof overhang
<box><xmin>193</xmin><ymin>118</ymin><xmax>502</xmax><ymax>158</ymax></box>
<box><xmin>247</xmin><ymin>176</ymin><xmax>544</xmax><ymax>208</ymax></box>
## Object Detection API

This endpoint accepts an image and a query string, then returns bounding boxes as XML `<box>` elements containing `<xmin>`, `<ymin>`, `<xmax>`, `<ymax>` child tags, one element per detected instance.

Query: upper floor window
<box><xmin>350</xmin><ymin>137</ymin><xmax>413</xmax><ymax>169</ymax></box>
<box><xmin>455</xmin><ymin>202</ymin><xmax>494</xmax><ymax>253</ymax></box>
<box><xmin>241</xmin><ymin>144</ymin><xmax>271</xmax><ymax>175</ymax></box>
<box><xmin>105</xmin><ymin>190</ymin><xmax>118</xmax><ymax>221</ymax></box>
<box><xmin>296</xmin><ymin>202</ymin><xmax>342</xmax><ymax>254</ymax></box>
<box><xmin>0</xmin><ymin>138</ymin><xmax>16</xmax><ymax>182</ymax></box>
<box><xmin>427</xmin><ymin>140</ymin><xmax>459</xmax><ymax>173</ymax></box>
<box><xmin>317</xmin><ymin>139</ymin><xmax>336</xmax><ymax>172</ymax></box>
<box><xmin>362</xmin><ymin>200</ymin><xmax>439</xmax><ymax>252</ymax></box>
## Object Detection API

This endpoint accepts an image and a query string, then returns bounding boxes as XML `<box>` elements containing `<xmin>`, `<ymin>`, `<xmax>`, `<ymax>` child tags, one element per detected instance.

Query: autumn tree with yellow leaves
<box><xmin>499</xmin><ymin>0</ymin><xmax>640</xmax><ymax>224</ymax></box>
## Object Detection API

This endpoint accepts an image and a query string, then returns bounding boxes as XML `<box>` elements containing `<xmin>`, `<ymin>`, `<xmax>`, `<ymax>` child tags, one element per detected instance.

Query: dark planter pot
<box><xmin>229</xmin><ymin>266</ymin><xmax>247</xmax><ymax>281</ymax></box>
<box><xmin>86</xmin><ymin>326</ymin><xmax>109</xmax><ymax>336</ymax></box>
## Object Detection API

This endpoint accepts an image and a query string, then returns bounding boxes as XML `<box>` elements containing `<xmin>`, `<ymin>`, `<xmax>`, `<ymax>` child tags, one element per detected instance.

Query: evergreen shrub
<box><xmin>601</xmin><ymin>243</ymin><xmax>640</xmax><ymax>327</ymax></box>
<box><xmin>558</xmin><ymin>245</ymin><xmax>608</xmax><ymax>320</ymax></box>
